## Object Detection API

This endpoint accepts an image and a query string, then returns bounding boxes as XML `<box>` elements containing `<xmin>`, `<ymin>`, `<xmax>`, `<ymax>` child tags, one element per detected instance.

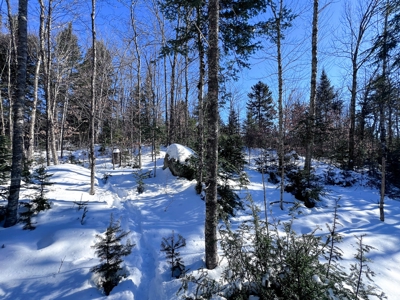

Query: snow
<box><xmin>0</xmin><ymin>147</ymin><xmax>399</xmax><ymax>299</ymax></box>
<box><xmin>166</xmin><ymin>143</ymin><xmax>195</xmax><ymax>163</ymax></box>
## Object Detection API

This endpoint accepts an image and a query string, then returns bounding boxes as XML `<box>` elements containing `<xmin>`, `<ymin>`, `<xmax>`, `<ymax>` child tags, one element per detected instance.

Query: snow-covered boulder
<box><xmin>163</xmin><ymin>144</ymin><xmax>196</xmax><ymax>180</ymax></box>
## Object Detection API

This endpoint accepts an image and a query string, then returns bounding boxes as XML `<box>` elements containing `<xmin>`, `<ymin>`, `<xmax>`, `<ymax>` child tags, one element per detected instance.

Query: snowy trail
<box><xmin>95</xmin><ymin>153</ymin><xmax>204</xmax><ymax>299</ymax></box>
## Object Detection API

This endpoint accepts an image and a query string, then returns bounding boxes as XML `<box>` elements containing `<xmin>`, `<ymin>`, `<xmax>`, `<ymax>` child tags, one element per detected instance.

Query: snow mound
<box><xmin>166</xmin><ymin>144</ymin><xmax>195</xmax><ymax>164</ymax></box>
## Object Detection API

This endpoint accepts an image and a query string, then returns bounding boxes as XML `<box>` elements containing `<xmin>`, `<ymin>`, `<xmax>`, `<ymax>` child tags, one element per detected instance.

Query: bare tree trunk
<box><xmin>151</xmin><ymin>0</ymin><xmax>168</xmax><ymax>147</ymax></box>
<box><xmin>196</xmin><ymin>6</ymin><xmax>205</xmax><ymax>192</ymax></box>
<box><xmin>43</xmin><ymin>0</ymin><xmax>58</xmax><ymax>166</ymax></box>
<box><xmin>205</xmin><ymin>0</ymin><xmax>219</xmax><ymax>270</ymax></box>
<box><xmin>59</xmin><ymin>94</ymin><xmax>69</xmax><ymax>159</ymax></box>
<box><xmin>269</xmin><ymin>0</ymin><xmax>285</xmax><ymax>210</ymax></box>
<box><xmin>4</xmin><ymin>0</ymin><xmax>28</xmax><ymax>228</ymax></box>
<box><xmin>89</xmin><ymin>0</ymin><xmax>97</xmax><ymax>195</ymax></box>
<box><xmin>305</xmin><ymin>0</ymin><xmax>318</xmax><ymax>175</ymax></box>
<box><xmin>379</xmin><ymin>0</ymin><xmax>389</xmax><ymax>222</ymax></box>
<box><xmin>131</xmin><ymin>1</ymin><xmax>142</xmax><ymax>168</ymax></box>
<box><xmin>27</xmin><ymin>0</ymin><xmax>46</xmax><ymax>163</ymax></box>
<box><xmin>184</xmin><ymin>40</ymin><xmax>189</xmax><ymax>145</ymax></box>
<box><xmin>0</xmin><ymin>89</ymin><xmax>5</xmax><ymax>135</ymax></box>
<box><xmin>6</xmin><ymin>0</ymin><xmax>18</xmax><ymax>141</ymax></box>
<box><xmin>347</xmin><ymin>0</ymin><xmax>379</xmax><ymax>170</ymax></box>
<box><xmin>169</xmin><ymin>21</ymin><xmax>179</xmax><ymax>145</ymax></box>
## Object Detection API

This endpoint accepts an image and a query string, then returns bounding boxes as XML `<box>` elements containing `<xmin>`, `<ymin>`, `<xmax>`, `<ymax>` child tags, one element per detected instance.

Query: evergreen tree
<box><xmin>218</xmin><ymin>131</ymin><xmax>248</xmax><ymax>218</ymax></box>
<box><xmin>246</xmin><ymin>81</ymin><xmax>276</xmax><ymax>148</ymax></box>
<box><xmin>19</xmin><ymin>201</ymin><xmax>36</xmax><ymax>230</ymax></box>
<box><xmin>31</xmin><ymin>165</ymin><xmax>53</xmax><ymax>212</ymax></box>
<box><xmin>225</xmin><ymin>105</ymin><xmax>241</xmax><ymax>136</ymax></box>
<box><xmin>315</xmin><ymin>70</ymin><xmax>341</xmax><ymax>159</ymax></box>
<box><xmin>91</xmin><ymin>214</ymin><xmax>134</xmax><ymax>296</ymax></box>
<box><xmin>243</xmin><ymin>111</ymin><xmax>258</xmax><ymax>154</ymax></box>
<box><xmin>161</xmin><ymin>231</ymin><xmax>186</xmax><ymax>278</ymax></box>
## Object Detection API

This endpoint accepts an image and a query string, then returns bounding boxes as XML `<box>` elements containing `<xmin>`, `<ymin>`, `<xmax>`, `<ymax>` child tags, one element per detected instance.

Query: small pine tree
<box><xmin>133</xmin><ymin>170</ymin><xmax>146</xmax><ymax>194</ymax></box>
<box><xmin>180</xmin><ymin>195</ymin><xmax>386</xmax><ymax>299</ymax></box>
<box><xmin>31</xmin><ymin>165</ymin><xmax>53</xmax><ymax>212</ymax></box>
<box><xmin>347</xmin><ymin>235</ymin><xmax>387</xmax><ymax>300</ymax></box>
<box><xmin>161</xmin><ymin>231</ymin><xmax>186</xmax><ymax>278</ymax></box>
<box><xmin>19</xmin><ymin>201</ymin><xmax>36</xmax><ymax>230</ymax></box>
<box><xmin>91</xmin><ymin>214</ymin><xmax>134</xmax><ymax>296</ymax></box>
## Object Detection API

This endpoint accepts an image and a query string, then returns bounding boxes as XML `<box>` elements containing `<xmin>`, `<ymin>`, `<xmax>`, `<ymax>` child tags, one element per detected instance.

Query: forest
<box><xmin>0</xmin><ymin>0</ymin><xmax>399</xmax><ymax>298</ymax></box>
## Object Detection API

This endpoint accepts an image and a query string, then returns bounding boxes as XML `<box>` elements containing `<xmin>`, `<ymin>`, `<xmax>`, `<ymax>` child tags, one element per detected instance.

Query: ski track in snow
<box><xmin>95</xmin><ymin>152</ymin><xmax>202</xmax><ymax>299</ymax></box>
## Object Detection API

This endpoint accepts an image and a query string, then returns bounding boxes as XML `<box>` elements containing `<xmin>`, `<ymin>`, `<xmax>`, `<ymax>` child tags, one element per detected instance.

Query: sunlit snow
<box><xmin>0</xmin><ymin>146</ymin><xmax>398</xmax><ymax>299</ymax></box>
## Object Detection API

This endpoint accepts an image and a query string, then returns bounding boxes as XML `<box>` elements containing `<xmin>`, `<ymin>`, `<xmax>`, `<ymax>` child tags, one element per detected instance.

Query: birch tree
<box><xmin>89</xmin><ymin>0</ymin><xmax>97</xmax><ymax>195</ymax></box>
<box><xmin>4</xmin><ymin>0</ymin><xmax>28</xmax><ymax>227</ymax></box>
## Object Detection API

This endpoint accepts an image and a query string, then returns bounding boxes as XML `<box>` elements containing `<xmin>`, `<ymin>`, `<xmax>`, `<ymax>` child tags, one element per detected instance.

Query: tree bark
<box><xmin>131</xmin><ymin>1</ymin><xmax>142</xmax><ymax>168</ymax></box>
<box><xmin>4</xmin><ymin>0</ymin><xmax>28</xmax><ymax>228</ymax></box>
<box><xmin>44</xmin><ymin>0</ymin><xmax>59</xmax><ymax>166</ymax></box>
<box><xmin>27</xmin><ymin>0</ymin><xmax>45</xmax><ymax>163</ymax></box>
<box><xmin>168</xmin><ymin>19</ymin><xmax>179</xmax><ymax>145</ymax></box>
<box><xmin>89</xmin><ymin>0</ymin><xmax>97</xmax><ymax>195</ymax></box>
<box><xmin>304</xmin><ymin>0</ymin><xmax>318</xmax><ymax>175</ymax></box>
<box><xmin>379</xmin><ymin>0</ymin><xmax>389</xmax><ymax>222</ymax></box>
<box><xmin>196</xmin><ymin>6</ymin><xmax>205</xmax><ymax>191</ymax></box>
<box><xmin>205</xmin><ymin>0</ymin><xmax>219</xmax><ymax>270</ymax></box>
<box><xmin>6</xmin><ymin>0</ymin><xmax>18</xmax><ymax>142</ymax></box>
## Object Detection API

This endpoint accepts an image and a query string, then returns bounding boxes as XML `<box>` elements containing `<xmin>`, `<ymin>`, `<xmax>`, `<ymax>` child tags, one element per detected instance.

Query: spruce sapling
<box><xmin>324</xmin><ymin>197</ymin><xmax>344</xmax><ymax>278</ymax></box>
<box><xmin>348</xmin><ymin>234</ymin><xmax>387</xmax><ymax>299</ymax></box>
<box><xmin>161</xmin><ymin>231</ymin><xmax>186</xmax><ymax>278</ymax></box>
<box><xmin>73</xmin><ymin>195</ymin><xmax>89</xmax><ymax>211</ymax></box>
<box><xmin>80</xmin><ymin>206</ymin><xmax>88</xmax><ymax>225</ymax></box>
<box><xmin>20</xmin><ymin>201</ymin><xmax>36</xmax><ymax>230</ymax></box>
<box><xmin>32</xmin><ymin>165</ymin><xmax>53</xmax><ymax>212</ymax></box>
<box><xmin>133</xmin><ymin>170</ymin><xmax>146</xmax><ymax>194</ymax></box>
<box><xmin>91</xmin><ymin>214</ymin><xmax>134</xmax><ymax>296</ymax></box>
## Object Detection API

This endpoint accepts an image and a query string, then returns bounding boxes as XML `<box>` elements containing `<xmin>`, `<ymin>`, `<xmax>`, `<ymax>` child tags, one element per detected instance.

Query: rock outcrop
<box><xmin>163</xmin><ymin>144</ymin><xmax>196</xmax><ymax>181</ymax></box>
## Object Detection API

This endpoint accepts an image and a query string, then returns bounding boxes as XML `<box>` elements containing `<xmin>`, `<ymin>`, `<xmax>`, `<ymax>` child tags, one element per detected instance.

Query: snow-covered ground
<box><xmin>0</xmin><ymin>147</ymin><xmax>399</xmax><ymax>299</ymax></box>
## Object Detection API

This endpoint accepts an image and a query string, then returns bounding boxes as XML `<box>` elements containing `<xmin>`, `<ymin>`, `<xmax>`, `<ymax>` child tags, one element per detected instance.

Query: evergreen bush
<box><xmin>285</xmin><ymin>167</ymin><xmax>325</xmax><ymax>208</ymax></box>
<box><xmin>19</xmin><ymin>201</ymin><xmax>36</xmax><ymax>230</ymax></box>
<box><xmin>31</xmin><ymin>165</ymin><xmax>53</xmax><ymax>212</ymax></box>
<box><xmin>133</xmin><ymin>169</ymin><xmax>150</xmax><ymax>194</ymax></box>
<box><xmin>91</xmin><ymin>214</ymin><xmax>134</xmax><ymax>296</ymax></box>
<box><xmin>161</xmin><ymin>231</ymin><xmax>186</xmax><ymax>278</ymax></box>
<box><xmin>177</xmin><ymin>196</ymin><xmax>386</xmax><ymax>299</ymax></box>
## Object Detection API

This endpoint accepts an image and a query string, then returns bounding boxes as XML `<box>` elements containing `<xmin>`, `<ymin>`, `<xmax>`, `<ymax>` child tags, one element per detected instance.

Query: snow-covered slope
<box><xmin>0</xmin><ymin>149</ymin><xmax>398</xmax><ymax>299</ymax></box>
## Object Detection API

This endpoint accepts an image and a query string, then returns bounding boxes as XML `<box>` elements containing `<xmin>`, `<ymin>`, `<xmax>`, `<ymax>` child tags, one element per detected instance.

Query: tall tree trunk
<box><xmin>347</xmin><ymin>0</ymin><xmax>379</xmax><ymax>170</ymax></box>
<box><xmin>131</xmin><ymin>1</ymin><xmax>142</xmax><ymax>168</ymax></box>
<box><xmin>379</xmin><ymin>0</ymin><xmax>389</xmax><ymax>222</ymax></box>
<box><xmin>269</xmin><ymin>0</ymin><xmax>285</xmax><ymax>210</ymax></box>
<box><xmin>196</xmin><ymin>6</ymin><xmax>205</xmax><ymax>191</ymax></box>
<box><xmin>89</xmin><ymin>0</ymin><xmax>97</xmax><ymax>195</ymax></box>
<box><xmin>169</xmin><ymin>23</ymin><xmax>179</xmax><ymax>145</ymax></box>
<box><xmin>4</xmin><ymin>0</ymin><xmax>28</xmax><ymax>228</ymax></box>
<box><xmin>43</xmin><ymin>0</ymin><xmax>58</xmax><ymax>166</ymax></box>
<box><xmin>6</xmin><ymin>0</ymin><xmax>18</xmax><ymax>141</ymax></box>
<box><xmin>277</xmin><ymin>1</ymin><xmax>285</xmax><ymax>211</ymax></box>
<box><xmin>184</xmin><ymin>38</ymin><xmax>189</xmax><ymax>145</ymax></box>
<box><xmin>59</xmin><ymin>94</ymin><xmax>69</xmax><ymax>159</ymax></box>
<box><xmin>205</xmin><ymin>0</ymin><xmax>219</xmax><ymax>270</ymax></box>
<box><xmin>0</xmin><ymin>90</ymin><xmax>4</xmax><ymax>136</ymax></box>
<box><xmin>305</xmin><ymin>0</ymin><xmax>318</xmax><ymax>175</ymax></box>
<box><xmin>27</xmin><ymin>0</ymin><xmax>45</xmax><ymax>163</ymax></box>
